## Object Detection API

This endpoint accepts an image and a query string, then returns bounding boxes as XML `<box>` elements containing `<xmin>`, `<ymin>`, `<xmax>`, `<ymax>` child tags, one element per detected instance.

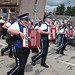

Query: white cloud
<box><xmin>45</xmin><ymin>0</ymin><xmax>75</xmax><ymax>12</ymax></box>
<box><xmin>45</xmin><ymin>5</ymin><xmax>57</xmax><ymax>12</ymax></box>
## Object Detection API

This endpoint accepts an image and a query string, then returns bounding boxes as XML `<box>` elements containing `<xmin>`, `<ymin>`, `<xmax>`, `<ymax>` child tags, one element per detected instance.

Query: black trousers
<box><xmin>1</xmin><ymin>36</ymin><xmax>14</xmax><ymax>57</ymax></box>
<box><xmin>57</xmin><ymin>37</ymin><xmax>68</xmax><ymax>53</ymax></box>
<box><xmin>7</xmin><ymin>47</ymin><xmax>30</xmax><ymax>75</ymax></box>
<box><xmin>32</xmin><ymin>39</ymin><xmax>49</xmax><ymax>65</ymax></box>
<box><xmin>0</xmin><ymin>27</ymin><xmax>7</xmax><ymax>38</ymax></box>
<box><xmin>1</xmin><ymin>45</ymin><xmax>13</xmax><ymax>57</ymax></box>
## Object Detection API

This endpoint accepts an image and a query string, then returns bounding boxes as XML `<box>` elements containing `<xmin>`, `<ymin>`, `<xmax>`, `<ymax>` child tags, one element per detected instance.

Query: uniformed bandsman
<box><xmin>1</xmin><ymin>16</ymin><xmax>17</xmax><ymax>58</ymax></box>
<box><xmin>32</xmin><ymin>14</ymin><xmax>51</xmax><ymax>68</ymax></box>
<box><xmin>56</xmin><ymin>25</ymin><xmax>66</xmax><ymax>54</ymax></box>
<box><xmin>7</xmin><ymin>13</ymin><xmax>30</xmax><ymax>75</ymax></box>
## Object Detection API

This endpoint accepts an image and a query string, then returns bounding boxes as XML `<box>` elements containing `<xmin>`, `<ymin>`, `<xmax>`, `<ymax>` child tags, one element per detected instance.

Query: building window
<box><xmin>4</xmin><ymin>0</ymin><xmax>10</xmax><ymax>2</ymax></box>
<box><xmin>1</xmin><ymin>8</ymin><xmax>7</xmax><ymax>17</ymax></box>
<box><xmin>9</xmin><ymin>8</ymin><xmax>15</xmax><ymax>14</ymax></box>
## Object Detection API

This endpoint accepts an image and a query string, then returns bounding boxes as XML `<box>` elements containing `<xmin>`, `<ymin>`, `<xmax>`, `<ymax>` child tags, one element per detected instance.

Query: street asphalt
<box><xmin>0</xmin><ymin>38</ymin><xmax>75</xmax><ymax>75</ymax></box>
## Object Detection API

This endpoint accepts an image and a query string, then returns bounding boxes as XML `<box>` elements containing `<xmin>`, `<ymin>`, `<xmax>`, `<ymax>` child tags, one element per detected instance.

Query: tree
<box><xmin>56</xmin><ymin>4</ymin><xmax>75</xmax><ymax>16</ymax></box>
<box><xmin>56</xmin><ymin>4</ymin><xmax>65</xmax><ymax>15</ymax></box>
<box><xmin>65</xmin><ymin>6</ymin><xmax>72</xmax><ymax>16</ymax></box>
<box><xmin>72</xmin><ymin>6</ymin><xmax>75</xmax><ymax>16</ymax></box>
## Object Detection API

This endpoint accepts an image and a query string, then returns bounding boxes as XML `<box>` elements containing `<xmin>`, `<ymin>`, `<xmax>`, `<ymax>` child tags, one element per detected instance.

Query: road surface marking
<box><xmin>0</xmin><ymin>57</ymin><xmax>15</xmax><ymax>63</ymax></box>
<box><xmin>0</xmin><ymin>42</ymin><xmax>7</xmax><ymax>46</ymax></box>
<box><xmin>44</xmin><ymin>72</ymin><xmax>52</xmax><ymax>75</ymax></box>
<box><xmin>60</xmin><ymin>60</ymin><xmax>75</xmax><ymax>66</ymax></box>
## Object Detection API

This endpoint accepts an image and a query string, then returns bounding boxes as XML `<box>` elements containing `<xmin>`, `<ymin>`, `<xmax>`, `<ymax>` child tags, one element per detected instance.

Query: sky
<box><xmin>45</xmin><ymin>0</ymin><xmax>75</xmax><ymax>12</ymax></box>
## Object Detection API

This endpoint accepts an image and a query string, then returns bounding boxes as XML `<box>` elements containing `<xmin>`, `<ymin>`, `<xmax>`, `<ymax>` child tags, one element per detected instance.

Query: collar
<box><xmin>20</xmin><ymin>22</ymin><xmax>28</xmax><ymax>28</ymax></box>
<box><xmin>45</xmin><ymin>22</ymin><xmax>50</xmax><ymax>25</ymax></box>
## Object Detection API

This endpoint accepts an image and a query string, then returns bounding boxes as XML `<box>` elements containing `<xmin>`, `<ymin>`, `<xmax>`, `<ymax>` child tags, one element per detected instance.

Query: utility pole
<box><xmin>63</xmin><ymin>6</ymin><xmax>65</xmax><ymax>24</ymax></box>
<box><xmin>17</xmin><ymin>0</ymin><xmax>19</xmax><ymax>5</ymax></box>
<box><xmin>33</xmin><ymin>0</ymin><xmax>39</xmax><ymax>26</ymax></box>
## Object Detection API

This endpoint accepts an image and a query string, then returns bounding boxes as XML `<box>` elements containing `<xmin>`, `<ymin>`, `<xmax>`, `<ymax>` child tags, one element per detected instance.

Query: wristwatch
<box><xmin>19</xmin><ymin>32</ymin><xmax>22</xmax><ymax>35</ymax></box>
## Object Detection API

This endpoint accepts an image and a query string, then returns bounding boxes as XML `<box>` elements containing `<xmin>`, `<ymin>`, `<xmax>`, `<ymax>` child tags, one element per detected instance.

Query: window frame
<box><xmin>4</xmin><ymin>0</ymin><xmax>11</xmax><ymax>2</ymax></box>
<box><xmin>9</xmin><ymin>8</ymin><xmax>15</xmax><ymax>14</ymax></box>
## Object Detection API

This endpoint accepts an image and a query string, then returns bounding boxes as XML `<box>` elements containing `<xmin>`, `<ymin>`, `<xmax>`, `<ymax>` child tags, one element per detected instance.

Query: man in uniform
<box><xmin>0</xmin><ymin>16</ymin><xmax>5</xmax><ymax>39</ymax></box>
<box><xmin>7</xmin><ymin>13</ymin><xmax>30</xmax><ymax>75</ymax></box>
<box><xmin>32</xmin><ymin>14</ymin><xmax>51</xmax><ymax>68</ymax></box>
<box><xmin>56</xmin><ymin>25</ymin><xmax>66</xmax><ymax>54</ymax></box>
<box><xmin>1</xmin><ymin>16</ymin><xmax>17</xmax><ymax>58</ymax></box>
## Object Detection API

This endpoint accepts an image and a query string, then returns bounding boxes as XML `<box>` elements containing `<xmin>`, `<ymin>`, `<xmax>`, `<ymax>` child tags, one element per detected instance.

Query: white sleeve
<box><xmin>0</xmin><ymin>19</ymin><xmax>5</xmax><ymax>23</ymax></box>
<box><xmin>39</xmin><ymin>24</ymin><xmax>47</xmax><ymax>30</ymax></box>
<box><xmin>59</xmin><ymin>29</ymin><xmax>64</xmax><ymax>33</ymax></box>
<box><xmin>34</xmin><ymin>26</ymin><xmax>39</xmax><ymax>29</ymax></box>
<box><xmin>8</xmin><ymin>22</ymin><xmax>20</xmax><ymax>31</ymax></box>
<box><xmin>65</xmin><ymin>28</ymin><xmax>67</xmax><ymax>31</ymax></box>
<box><xmin>5</xmin><ymin>22</ymin><xmax>11</xmax><ymax>28</ymax></box>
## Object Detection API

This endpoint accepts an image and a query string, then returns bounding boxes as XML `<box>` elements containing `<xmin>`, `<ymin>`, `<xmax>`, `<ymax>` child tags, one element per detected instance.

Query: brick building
<box><xmin>19</xmin><ymin>0</ymin><xmax>46</xmax><ymax>19</ymax></box>
<box><xmin>0</xmin><ymin>0</ymin><xmax>46</xmax><ymax>19</ymax></box>
<box><xmin>0</xmin><ymin>0</ymin><xmax>20</xmax><ymax>19</ymax></box>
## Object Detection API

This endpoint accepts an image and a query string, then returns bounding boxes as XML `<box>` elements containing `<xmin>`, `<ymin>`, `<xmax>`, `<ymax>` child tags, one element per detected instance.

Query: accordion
<box><xmin>48</xmin><ymin>26</ymin><xmax>56</xmax><ymax>40</ymax></box>
<box><xmin>22</xmin><ymin>28</ymin><xmax>41</xmax><ymax>49</ymax></box>
<box><xmin>70</xmin><ymin>30</ymin><xmax>73</xmax><ymax>36</ymax></box>
<box><xmin>65</xmin><ymin>30</ymin><xmax>70</xmax><ymax>38</ymax></box>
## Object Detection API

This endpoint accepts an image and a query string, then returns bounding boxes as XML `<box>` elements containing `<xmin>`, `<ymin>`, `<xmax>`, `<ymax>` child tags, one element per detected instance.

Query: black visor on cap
<box><xmin>44</xmin><ymin>14</ymin><xmax>52</xmax><ymax>20</ymax></box>
<box><xmin>11</xmin><ymin>16</ymin><xmax>17</xmax><ymax>22</ymax></box>
<box><xmin>18</xmin><ymin>13</ymin><xmax>30</xmax><ymax>20</ymax></box>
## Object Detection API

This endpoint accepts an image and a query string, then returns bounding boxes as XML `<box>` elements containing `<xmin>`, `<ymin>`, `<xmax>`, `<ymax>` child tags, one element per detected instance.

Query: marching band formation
<box><xmin>0</xmin><ymin>13</ymin><xmax>75</xmax><ymax>75</ymax></box>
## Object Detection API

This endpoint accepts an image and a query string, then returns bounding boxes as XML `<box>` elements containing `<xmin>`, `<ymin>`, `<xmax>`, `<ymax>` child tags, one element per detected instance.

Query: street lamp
<box><xmin>69</xmin><ymin>1</ymin><xmax>71</xmax><ymax>4</ymax></box>
<box><xmin>63</xmin><ymin>1</ymin><xmax>71</xmax><ymax>24</ymax></box>
<box><xmin>62</xmin><ymin>7</ymin><xmax>65</xmax><ymax>24</ymax></box>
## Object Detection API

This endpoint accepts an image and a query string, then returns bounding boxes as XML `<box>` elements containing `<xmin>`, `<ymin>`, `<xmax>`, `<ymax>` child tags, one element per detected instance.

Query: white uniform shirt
<box><xmin>59</xmin><ymin>29</ymin><xmax>65</xmax><ymax>33</ymax></box>
<box><xmin>8</xmin><ymin>21</ymin><xmax>20</xmax><ymax>31</ymax></box>
<box><xmin>0</xmin><ymin>19</ymin><xmax>5</xmax><ymax>23</ymax></box>
<box><xmin>5</xmin><ymin>22</ymin><xmax>11</xmax><ymax>28</ymax></box>
<box><xmin>39</xmin><ymin>22</ymin><xmax>49</xmax><ymax>30</ymax></box>
<box><xmin>35</xmin><ymin>25</ymin><xmax>39</xmax><ymax>29</ymax></box>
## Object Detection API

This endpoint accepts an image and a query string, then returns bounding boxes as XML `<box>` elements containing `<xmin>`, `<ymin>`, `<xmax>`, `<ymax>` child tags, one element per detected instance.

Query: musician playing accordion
<box><xmin>32</xmin><ymin>14</ymin><xmax>51</xmax><ymax>68</ymax></box>
<box><xmin>7</xmin><ymin>13</ymin><xmax>30</xmax><ymax>75</ymax></box>
<box><xmin>56</xmin><ymin>25</ymin><xmax>67</xmax><ymax>54</ymax></box>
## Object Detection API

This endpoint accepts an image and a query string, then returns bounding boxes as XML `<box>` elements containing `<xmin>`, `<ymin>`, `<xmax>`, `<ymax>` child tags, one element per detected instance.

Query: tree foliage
<box><xmin>56</xmin><ymin>4</ymin><xmax>75</xmax><ymax>16</ymax></box>
<box><xmin>72</xmin><ymin>6</ymin><xmax>75</xmax><ymax>16</ymax></box>
<box><xmin>56</xmin><ymin>4</ymin><xmax>65</xmax><ymax>15</ymax></box>
<box><xmin>65</xmin><ymin>6</ymin><xmax>72</xmax><ymax>16</ymax></box>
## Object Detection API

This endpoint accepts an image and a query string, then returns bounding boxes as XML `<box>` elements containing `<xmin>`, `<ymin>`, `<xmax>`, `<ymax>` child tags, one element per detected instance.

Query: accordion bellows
<box><xmin>22</xmin><ymin>28</ymin><xmax>41</xmax><ymax>50</ymax></box>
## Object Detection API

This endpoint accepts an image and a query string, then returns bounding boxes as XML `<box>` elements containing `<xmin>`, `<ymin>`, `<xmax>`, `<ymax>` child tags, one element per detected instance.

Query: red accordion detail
<box><xmin>48</xmin><ymin>26</ymin><xmax>56</xmax><ymax>40</ymax></box>
<box><xmin>73</xmin><ymin>30</ymin><xmax>75</xmax><ymax>35</ymax></box>
<box><xmin>66</xmin><ymin>30</ymin><xmax>70</xmax><ymax>37</ymax></box>
<box><xmin>22</xmin><ymin>28</ymin><xmax>41</xmax><ymax>49</ymax></box>
<box><xmin>70</xmin><ymin>30</ymin><xmax>73</xmax><ymax>36</ymax></box>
